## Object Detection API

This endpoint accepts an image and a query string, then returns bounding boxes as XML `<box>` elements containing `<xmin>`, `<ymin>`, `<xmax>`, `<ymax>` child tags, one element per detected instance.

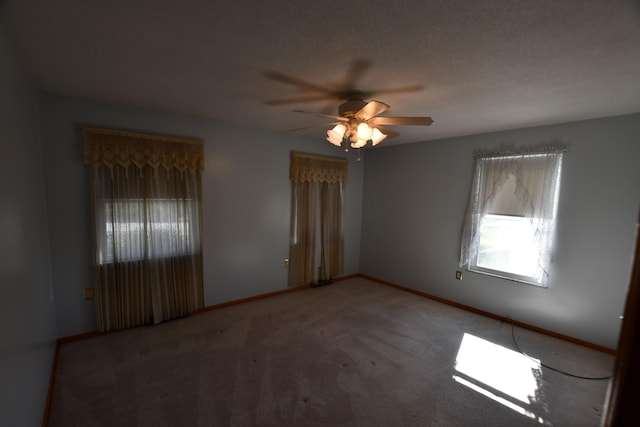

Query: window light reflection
<box><xmin>454</xmin><ymin>333</ymin><xmax>547</xmax><ymax>423</ymax></box>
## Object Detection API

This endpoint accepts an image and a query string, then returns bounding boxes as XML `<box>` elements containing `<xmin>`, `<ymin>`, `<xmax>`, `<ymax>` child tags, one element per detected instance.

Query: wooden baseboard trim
<box><xmin>333</xmin><ymin>274</ymin><xmax>359</xmax><ymax>282</ymax></box>
<box><xmin>359</xmin><ymin>274</ymin><xmax>616</xmax><ymax>355</ymax></box>
<box><xmin>194</xmin><ymin>284</ymin><xmax>311</xmax><ymax>314</ymax></box>
<box><xmin>194</xmin><ymin>274</ymin><xmax>358</xmax><ymax>314</ymax></box>
<box><xmin>41</xmin><ymin>340</ymin><xmax>59</xmax><ymax>427</ymax></box>
<box><xmin>58</xmin><ymin>331</ymin><xmax>103</xmax><ymax>345</ymax></box>
<box><xmin>43</xmin><ymin>331</ymin><xmax>106</xmax><ymax>425</ymax></box>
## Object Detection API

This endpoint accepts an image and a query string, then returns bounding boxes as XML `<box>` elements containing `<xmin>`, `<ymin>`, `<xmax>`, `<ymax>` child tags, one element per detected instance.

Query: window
<box><xmin>98</xmin><ymin>198</ymin><xmax>200</xmax><ymax>265</ymax></box>
<box><xmin>474</xmin><ymin>214</ymin><xmax>538</xmax><ymax>276</ymax></box>
<box><xmin>84</xmin><ymin>127</ymin><xmax>205</xmax><ymax>332</ymax></box>
<box><xmin>288</xmin><ymin>152</ymin><xmax>347</xmax><ymax>287</ymax></box>
<box><xmin>460</xmin><ymin>149</ymin><xmax>564</xmax><ymax>286</ymax></box>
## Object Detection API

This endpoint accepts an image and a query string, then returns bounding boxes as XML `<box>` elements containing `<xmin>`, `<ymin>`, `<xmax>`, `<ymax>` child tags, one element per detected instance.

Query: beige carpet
<box><xmin>48</xmin><ymin>277</ymin><xmax>613</xmax><ymax>426</ymax></box>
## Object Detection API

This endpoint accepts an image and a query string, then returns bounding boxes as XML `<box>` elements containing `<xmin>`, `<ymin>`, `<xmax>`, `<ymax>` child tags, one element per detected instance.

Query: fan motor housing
<box><xmin>338</xmin><ymin>99</ymin><xmax>368</xmax><ymax>117</ymax></box>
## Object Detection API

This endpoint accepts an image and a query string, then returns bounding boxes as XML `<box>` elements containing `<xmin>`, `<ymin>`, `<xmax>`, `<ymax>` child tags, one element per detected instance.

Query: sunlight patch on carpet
<box><xmin>454</xmin><ymin>333</ymin><xmax>547</xmax><ymax>423</ymax></box>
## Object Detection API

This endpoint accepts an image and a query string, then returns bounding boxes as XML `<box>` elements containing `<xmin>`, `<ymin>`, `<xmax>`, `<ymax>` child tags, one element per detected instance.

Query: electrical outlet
<box><xmin>284</xmin><ymin>258</ymin><xmax>290</xmax><ymax>269</ymax></box>
<box><xmin>455</xmin><ymin>271</ymin><xmax>463</xmax><ymax>280</ymax></box>
<box><xmin>83</xmin><ymin>288</ymin><xmax>94</xmax><ymax>300</ymax></box>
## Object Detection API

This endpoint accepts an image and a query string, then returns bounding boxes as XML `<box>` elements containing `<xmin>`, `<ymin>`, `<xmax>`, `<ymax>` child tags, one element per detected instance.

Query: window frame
<box><xmin>97</xmin><ymin>197</ymin><xmax>201</xmax><ymax>265</ymax></box>
<box><xmin>468</xmin><ymin>213</ymin><xmax>545</xmax><ymax>285</ymax></box>
<box><xmin>460</xmin><ymin>150</ymin><xmax>564</xmax><ymax>287</ymax></box>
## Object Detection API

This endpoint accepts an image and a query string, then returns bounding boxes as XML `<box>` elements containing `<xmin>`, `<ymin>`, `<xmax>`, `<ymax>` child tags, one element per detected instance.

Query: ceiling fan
<box><xmin>291</xmin><ymin>92</ymin><xmax>433</xmax><ymax>149</ymax></box>
<box><xmin>264</xmin><ymin>59</ymin><xmax>433</xmax><ymax>149</ymax></box>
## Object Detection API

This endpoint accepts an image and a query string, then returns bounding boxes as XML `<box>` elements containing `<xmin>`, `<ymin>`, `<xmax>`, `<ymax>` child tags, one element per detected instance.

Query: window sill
<box><xmin>467</xmin><ymin>267</ymin><xmax>547</xmax><ymax>288</ymax></box>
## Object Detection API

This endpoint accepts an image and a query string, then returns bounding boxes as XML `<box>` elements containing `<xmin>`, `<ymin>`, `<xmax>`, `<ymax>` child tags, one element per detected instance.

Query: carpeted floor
<box><xmin>48</xmin><ymin>277</ymin><xmax>614</xmax><ymax>426</ymax></box>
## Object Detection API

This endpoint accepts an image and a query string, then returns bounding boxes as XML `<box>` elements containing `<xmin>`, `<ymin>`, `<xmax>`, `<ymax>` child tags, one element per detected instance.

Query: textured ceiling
<box><xmin>2</xmin><ymin>0</ymin><xmax>640</xmax><ymax>145</ymax></box>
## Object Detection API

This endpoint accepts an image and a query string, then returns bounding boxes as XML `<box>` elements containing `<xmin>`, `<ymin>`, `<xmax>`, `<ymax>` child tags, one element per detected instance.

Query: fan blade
<box><xmin>265</xmin><ymin>95</ymin><xmax>335</xmax><ymax>106</ymax></box>
<box><xmin>293</xmin><ymin>110</ymin><xmax>348</xmax><ymax>121</ymax></box>
<box><xmin>374</xmin><ymin>125</ymin><xmax>400</xmax><ymax>138</ymax></box>
<box><xmin>264</xmin><ymin>71</ymin><xmax>335</xmax><ymax>95</ymax></box>
<box><xmin>370</xmin><ymin>116</ymin><xmax>434</xmax><ymax>126</ymax></box>
<box><xmin>356</xmin><ymin>100</ymin><xmax>390</xmax><ymax>120</ymax></box>
<box><xmin>318</xmin><ymin>100</ymin><xmax>341</xmax><ymax>115</ymax></box>
<box><xmin>342</xmin><ymin>58</ymin><xmax>371</xmax><ymax>88</ymax></box>
<box><xmin>288</xmin><ymin>122</ymin><xmax>340</xmax><ymax>132</ymax></box>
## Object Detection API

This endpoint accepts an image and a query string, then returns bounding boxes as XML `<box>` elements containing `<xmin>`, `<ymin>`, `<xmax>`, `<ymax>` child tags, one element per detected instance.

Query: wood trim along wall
<box><xmin>193</xmin><ymin>284</ymin><xmax>310</xmax><ymax>313</ymax></box>
<box><xmin>41</xmin><ymin>341</ymin><xmax>59</xmax><ymax>427</ymax></box>
<box><xmin>359</xmin><ymin>273</ymin><xmax>616</xmax><ymax>355</ymax></box>
<box><xmin>193</xmin><ymin>275</ymin><xmax>358</xmax><ymax>314</ymax></box>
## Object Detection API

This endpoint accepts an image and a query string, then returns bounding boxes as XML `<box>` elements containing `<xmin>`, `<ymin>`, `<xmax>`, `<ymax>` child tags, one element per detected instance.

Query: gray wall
<box><xmin>360</xmin><ymin>113</ymin><xmax>640</xmax><ymax>349</ymax></box>
<box><xmin>38</xmin><ymin>93</ymin><xmax>364</xmax><ymax>338</ymax></box>
<box><xmin>0</xmin><ymin>25</ymin><xmax>58</xmax><ymax>426</ymax></box>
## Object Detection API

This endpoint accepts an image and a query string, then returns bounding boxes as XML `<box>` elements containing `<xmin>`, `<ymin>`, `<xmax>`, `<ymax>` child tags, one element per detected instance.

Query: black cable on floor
<box><xmin>500</xmin><ymin>316</ymin><xmax>612</xmax><ymax>381</ymax></box>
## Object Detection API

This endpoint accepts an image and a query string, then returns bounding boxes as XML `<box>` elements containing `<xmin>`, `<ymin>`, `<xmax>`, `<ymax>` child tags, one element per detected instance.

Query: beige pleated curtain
<box><xmin>84</xmin><ymin>127</ymin><xmax>205</xmax><ymax>332</ymax></box>
<box><xmin>289</xmin><ymin>153</ymin><xmax>347</xmax><ymax>287</ymax></box>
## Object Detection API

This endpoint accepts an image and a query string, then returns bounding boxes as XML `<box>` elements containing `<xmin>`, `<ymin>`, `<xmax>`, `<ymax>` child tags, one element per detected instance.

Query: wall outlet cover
<box><xmin>83</xmin><ymin>288</ymin><xmax>94</xmax><ymax>300</ymax></box>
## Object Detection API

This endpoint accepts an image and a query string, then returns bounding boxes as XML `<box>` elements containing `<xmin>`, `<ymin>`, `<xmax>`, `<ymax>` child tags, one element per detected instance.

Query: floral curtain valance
<box><xmin>290</xmin><ymin>152</ymin><xmax>348</xmax><ymax>184</ymax></box>
<box><xmin>83</xmin><ymin>127</ymin><xmax>204</xmax><ymax>173</ymax></box>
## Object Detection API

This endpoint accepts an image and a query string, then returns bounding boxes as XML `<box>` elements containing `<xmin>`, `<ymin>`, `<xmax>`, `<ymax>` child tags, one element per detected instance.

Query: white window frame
<box><xmin>469</xmin><ymin>213</ymin><xmax>547</xmax><ymax>285</ymax></box>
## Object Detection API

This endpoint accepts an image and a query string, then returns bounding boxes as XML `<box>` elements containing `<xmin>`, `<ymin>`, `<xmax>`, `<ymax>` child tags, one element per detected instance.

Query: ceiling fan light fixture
<box><xmin>326</xmin><ymin>124</ymin><xmax>346</xmax><ymax>146</ymax></box>
<box><xmin>326</xmin><ymin>134</ymin><xmax>342</xmax><ymax>146</ymax></box>
<box><xmin>285</xmin><ymin>95</ymin><xmax>432</xmax><ymax>150</ymax></box>
<box><xmin>356</xmin><ymin>122</ymin><xmax>373</xmax><ymax>140</ymax></box>
<box><xmin>351</xmin><ymin>139</ymin><xmax>367</xmax><ymax>149</ymax></box>
<box><xmin>370</xmin><ymin>127</ymin><xmax>387</xmax><ymax>146</ymax></box>
<box><xmin>333</xmin><ymin>123</ymin><xmax>347</xmax><ymax>136</ymax></box>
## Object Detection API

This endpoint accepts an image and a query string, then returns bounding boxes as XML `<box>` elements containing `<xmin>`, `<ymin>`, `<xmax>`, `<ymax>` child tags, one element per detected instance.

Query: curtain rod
<box><xmin>291</xmin><ymin>151</ymin><xmax>348</xmax><ymax>163</ymax></box>
<box><xmin>82</xmin><ymin>126</ymin><xmax>203</xmax><ymax>145</ymax></box>
<box><xmin>474</xmin><ymin>145</ymin><xmax>568</xmax><ymax>160</ymax></box>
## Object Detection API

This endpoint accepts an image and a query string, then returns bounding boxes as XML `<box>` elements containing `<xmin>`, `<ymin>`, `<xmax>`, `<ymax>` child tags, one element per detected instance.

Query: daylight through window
<box><xmin>84</xmin><ymin>127</ymin><xmax>205</xmax><ymax>332</ymax></box>
<box><xmin>98</xmin><ymin>198</ymin><xmax>200</xmax><ymax>265</ymax></box>
<box><xmin>460</xmin><ymin>149</ymin><xmax>565</xmax><ymax>286</ymax></box>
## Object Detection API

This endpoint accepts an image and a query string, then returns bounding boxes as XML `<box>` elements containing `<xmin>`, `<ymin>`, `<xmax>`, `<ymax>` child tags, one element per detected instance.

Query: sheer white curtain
<box><xmin>460</xmin><ymin>147</ymin><xmax>565</xmax><ymax>285</ymax></box>
<box><xmin>289</xmin><ymin>153</ymin><xmax>347</xmax><ymax>287</ymax></box>
<box><xmin>84</xmin><ymin>127</ymin><xmax>205</xmax><ymax>332</ymax></box>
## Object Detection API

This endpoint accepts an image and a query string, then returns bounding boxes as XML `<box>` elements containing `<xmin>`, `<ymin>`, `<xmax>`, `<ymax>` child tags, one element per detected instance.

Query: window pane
<box><xmin>99</xmin><ymin>198</ymin><xmax>199</xmax><ymax>264</ymax></box>
<box><xmin>476</xmin><ymin>214</ymin><xmax>539</xmax><ymax>279</ymax></box>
